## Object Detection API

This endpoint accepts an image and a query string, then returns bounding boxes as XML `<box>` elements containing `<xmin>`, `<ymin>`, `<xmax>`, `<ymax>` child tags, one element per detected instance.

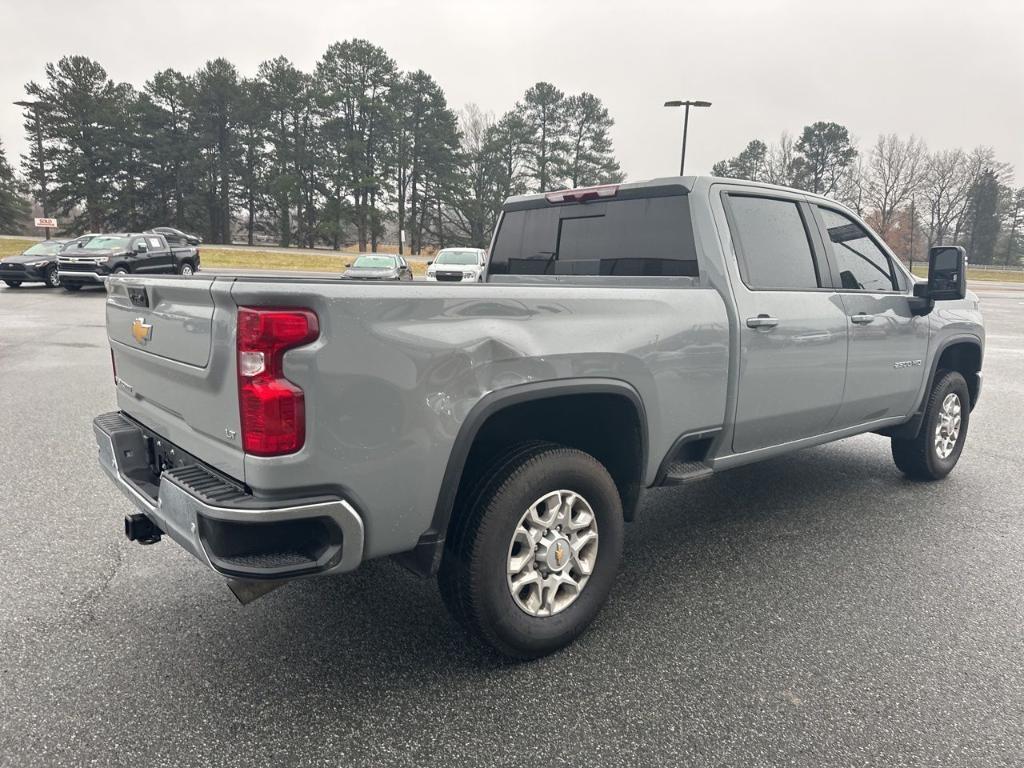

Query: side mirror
<box><xmin>427</xmin><ymin>260</ymin><xmax>433</xmax><ymax>266</ymax></box>
<box><xmin>345</xmin><ymin>262</ymin><xmax>352</xmax><ymax>268</ymax></box>
<box><xmin>920</xmin><ymin>246</ymin><xmax>967</xmax><ymax>301</ymax></box>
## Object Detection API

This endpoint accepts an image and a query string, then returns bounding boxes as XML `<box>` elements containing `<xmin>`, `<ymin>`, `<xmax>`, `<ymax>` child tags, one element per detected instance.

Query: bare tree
<box><xmin>444</xmin><ymin>103</ymin><xmax>499</xmax><ymax>247</ymax></box>
<box><xmin>836</xmin><ymin>154</ymin><xmax>869</xmax><ymax>216</ymax></box>
<box><xmin>864</xmin><ymin>134</ymin><xmax>927</xmax><ymax>238</ymax></box>
<box><xmin>763</xmin><ymin>132</ymin><xmax>797</xmax><ymax>187</ymax></box>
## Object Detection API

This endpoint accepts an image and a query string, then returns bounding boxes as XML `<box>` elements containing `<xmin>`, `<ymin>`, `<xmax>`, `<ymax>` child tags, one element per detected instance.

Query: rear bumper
<box><xmin>93</xmin><ymin>411</ymin><xmax>365</xmax><ymax>580</ymax></box>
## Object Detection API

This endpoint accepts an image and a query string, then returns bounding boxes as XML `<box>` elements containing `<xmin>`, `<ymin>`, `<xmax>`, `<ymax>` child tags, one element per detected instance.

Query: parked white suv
<box><xmin>426</xmin><ymin>248</ymin><xmax>487</xmax><ymax>282</ymax></box>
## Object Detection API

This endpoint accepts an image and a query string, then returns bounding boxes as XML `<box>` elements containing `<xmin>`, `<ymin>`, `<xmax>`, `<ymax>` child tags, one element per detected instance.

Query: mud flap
<box><xmin>225</xmin><ymin>578</ymin><xmax>287</xmax><ymax>605</ymax></box>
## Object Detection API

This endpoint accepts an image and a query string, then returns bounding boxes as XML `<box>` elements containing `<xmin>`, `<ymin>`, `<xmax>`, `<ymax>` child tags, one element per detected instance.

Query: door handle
<box><xmin>746</xmin><ymin>314</ymin><xmax>779</xmax><ymax>329</ymax></box>
<box><xmin>851</xmin><ymin>313</ymin><xmax>874</xmax><ymax>325</ymax></box>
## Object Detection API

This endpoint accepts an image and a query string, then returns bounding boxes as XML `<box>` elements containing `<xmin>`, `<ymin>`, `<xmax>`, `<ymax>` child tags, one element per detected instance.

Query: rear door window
<box><xmin>725</xmin><ymin>195</ymin><xmax>822</xmax><ymax>290</ymax></box>
<box><xmin>489</xmin><ymin>195</ymin><xmax>698</xmax><ymax>277</ymax></box>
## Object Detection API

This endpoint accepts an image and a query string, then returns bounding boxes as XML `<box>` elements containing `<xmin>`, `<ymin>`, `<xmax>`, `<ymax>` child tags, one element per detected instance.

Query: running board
<box><xmin>661</xmin><ymin>460</ymin><xmax>714</xmax><ymax>486</ymax></box>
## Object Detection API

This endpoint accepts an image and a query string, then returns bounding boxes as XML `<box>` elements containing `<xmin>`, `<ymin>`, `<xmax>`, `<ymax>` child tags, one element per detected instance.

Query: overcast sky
<box><xmin>1</xmin><ymin>0</ymin><xmax>1021</xmax><ymax>182</ymax></box>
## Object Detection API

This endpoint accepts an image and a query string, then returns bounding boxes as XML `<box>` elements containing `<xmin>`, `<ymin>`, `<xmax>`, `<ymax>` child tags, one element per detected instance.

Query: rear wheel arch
<box><xmin>396</xmin><ymin>380</ymin><xmax>648</xmax><ymax>578</ymax></box>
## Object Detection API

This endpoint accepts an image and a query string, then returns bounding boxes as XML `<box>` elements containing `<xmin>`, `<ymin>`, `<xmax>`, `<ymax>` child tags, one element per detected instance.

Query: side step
<box><xmin>661</xmin><ymin>460</ymin><xmax>714</xmax><ymax>486</ymax></box>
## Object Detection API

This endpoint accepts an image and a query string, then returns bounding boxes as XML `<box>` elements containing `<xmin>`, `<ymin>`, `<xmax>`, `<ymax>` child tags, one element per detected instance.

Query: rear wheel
<box><xmin>892</xmin><ymin>370</ymin><xmax>970</xmax><ymax>480</ymax></box>
<box><xmin>45</xmin><ymin>266</ymin><xmax>61</xmax><ymax>288</ymax></box>
<box><xmin>112</xmin><ymin>267</ymin><xmax>129</xmax><ymax>276</ymax></box>
<box><xmin>4</xmin><ymin>280</ymin><xmax>21</xmax><ymax>288</ymax></box>
<box><xmin>438</xmin><ymin>443</ymin><xmax>624</xmax><ymax>659</ymax></box>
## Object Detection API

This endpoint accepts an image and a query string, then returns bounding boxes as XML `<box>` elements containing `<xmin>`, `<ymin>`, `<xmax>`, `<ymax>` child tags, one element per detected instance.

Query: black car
<box><xmin>0</xmin><ymin>240</ymin><xmax>69</xmax><ymax>288</ymax></box>
<box><xmin>147</xmin><ymin>226</ymin><xmax>201</xmax><ymax>246</ymax></box>
<box><xmin>341</xmin><ymin>254</ymin><xmax>414</xmax><ymax>281</ymax></box>
<box><xmin>57</xmin><ymin>233</ymin><xmax>201</xmax><ymax>291</ymax></box>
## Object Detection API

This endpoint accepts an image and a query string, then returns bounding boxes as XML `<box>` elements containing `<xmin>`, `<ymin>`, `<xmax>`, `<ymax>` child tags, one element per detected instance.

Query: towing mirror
<box><xmin>925</xmin><ymin>246</ymin><xmax>966</xmax><ymax>301</ymax></box>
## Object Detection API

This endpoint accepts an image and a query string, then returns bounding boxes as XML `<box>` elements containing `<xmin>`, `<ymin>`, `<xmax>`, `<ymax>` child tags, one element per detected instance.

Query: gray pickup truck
<box><xmin>94</xmin><ymin>176</ymin><xmax>983</xmax><ymax>658</ymax></box>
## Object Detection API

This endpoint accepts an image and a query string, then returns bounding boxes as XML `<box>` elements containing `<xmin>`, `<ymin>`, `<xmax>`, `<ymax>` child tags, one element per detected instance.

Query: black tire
<box><xmin>177</xmin><ymin>261</ymin><xmax>195</xmax><ymax>276</ymax></box>
<box><xmin>45</xmin><ymin>265</ymin><xmax>61</xmax><ymax>288</ymax></box>
<box><xmin>4</xmin><ymin>280</ymin><xmax>21</xmax><ymax>288</ymax></box>
<box><xmin>438</xmin><ymin>442</ymin><xmax>624</xmax><ymax>659</ymax></box>
<box><xmin>112</xmin><ymin>267</ymin><xmax>129</xmax><ymax>276</ymax></box>
<box><xmin>62</xmin><ymin>282</ymin><xmax>82</xmax><ymax>292</ymax></box>
<box><xmin>892</xmin><ymin>370</ymin><xmax>970</xmax><ymax>481</ymax></box>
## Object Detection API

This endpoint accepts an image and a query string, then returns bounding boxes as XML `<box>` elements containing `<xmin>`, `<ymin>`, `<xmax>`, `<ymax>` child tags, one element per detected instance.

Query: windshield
<box><xmin>435</xmin><ymin>250</ymin><xmax>481</xmax><ymax>266</ymax></box>
<box><xmin>82</xmin><ymin>236</ymin><xmax>129</xmax><ymax>251</ymax></box>
<box><xmin>24</xmin><ymin>242</ymin><xmax>63</xmax><ymax>256</ymax></box>
<box><xmin>352</xmin><ymin>255</ymin><xmax>397</xmax><ymax>269</ymax></box>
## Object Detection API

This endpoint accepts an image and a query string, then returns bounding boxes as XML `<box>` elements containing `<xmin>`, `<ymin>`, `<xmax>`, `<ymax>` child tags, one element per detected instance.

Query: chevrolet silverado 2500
<box><xmin>94</xmin><ymin>176</ymin><xmax>983</xmax><ymax>658</ymax></box>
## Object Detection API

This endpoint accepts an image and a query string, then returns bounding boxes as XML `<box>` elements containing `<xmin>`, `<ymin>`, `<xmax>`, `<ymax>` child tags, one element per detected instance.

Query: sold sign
<box><xmin>34</xmin><ymin>217</ymin><xmax>57</xmax><ymax>228</ymax></box>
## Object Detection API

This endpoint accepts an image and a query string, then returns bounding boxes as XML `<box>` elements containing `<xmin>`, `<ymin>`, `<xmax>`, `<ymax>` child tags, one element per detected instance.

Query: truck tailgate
<box><xmin>106</xmin><ymin>275</ymin><xmax>245</xmax><ymax>480</ymax></box>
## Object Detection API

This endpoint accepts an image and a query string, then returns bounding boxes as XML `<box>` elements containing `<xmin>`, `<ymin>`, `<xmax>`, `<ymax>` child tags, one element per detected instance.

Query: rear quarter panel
<box><xmin>228</xmin><ymin>280</ymin><xmax>730</xmax><ymax>559</ymax></box>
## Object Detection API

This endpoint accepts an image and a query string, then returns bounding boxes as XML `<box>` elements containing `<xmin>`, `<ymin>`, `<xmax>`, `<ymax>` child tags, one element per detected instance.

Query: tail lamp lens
<box><xmin>236</xmin><ymin>308</ymin><xmax>319</xmax><ymax>456</ymax></box>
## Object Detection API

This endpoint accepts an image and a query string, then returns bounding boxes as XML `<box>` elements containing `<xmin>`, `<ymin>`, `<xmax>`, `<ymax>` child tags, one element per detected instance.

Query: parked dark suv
<box><xmin>57</xmin><ymin>233</ymin><xmax>200</xmax><ymax>290</ymax></box>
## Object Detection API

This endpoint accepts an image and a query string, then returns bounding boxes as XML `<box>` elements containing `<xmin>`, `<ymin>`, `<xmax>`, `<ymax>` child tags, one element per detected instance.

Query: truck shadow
<box><xmin>216</xmin><ymin>435</ymin><xmax>946</xmax><ymax>684</ymax></box>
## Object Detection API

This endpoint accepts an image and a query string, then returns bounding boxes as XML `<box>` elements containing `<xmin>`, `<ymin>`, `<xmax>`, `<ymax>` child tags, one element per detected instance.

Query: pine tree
<box><xmin>711</xmin><ymin>139</ymin><xmax>769</xmax><ymax>181</ymax></box>
<box><xmin>793</xmin><ymin>122</ymin><xmax>857</xmax><ymax>196</ymax></box>
<box><xmin>0</xmin><ymin>140</ymin><xmax>28</xmax><ymax>233</ymax></box>
<box><xmin>518</xmin><ymin>82</ymin><xmax>568</xmax><ymax>191</ymax></box>
<box><xmin>189</xmin><ymin>59</ymin><xmax>243</xmax><ymax>243</ymax></box>
<box><xmin>25</xmin><ymin>56</ymin><xmax>121</xmax><ymax>232</ymax></box>
<box><xmin>563</xmin><ymin>93</ymin><xmax>623</xmax><ymax>187</ymax></box>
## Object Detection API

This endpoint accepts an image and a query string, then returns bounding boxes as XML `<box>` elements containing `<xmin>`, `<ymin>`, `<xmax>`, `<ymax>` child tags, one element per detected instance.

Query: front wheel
<box><xmin>892</xmin><ymin>370</ymin><xmax>970</xmax><ymax>481</ymax></box>
<box><xmin>45</xmin><ymin>266</ymin><xmax>61</xmax><ymax>288</ymax></box>
<box><xmin>177</xmin><ymin>262</ymin><xmax>195</xmax><ymax>277</ymax></box>
<box><xmin>4</xmin><ymin>280</ymin><xmax>21</xmax><ymax>288</ymax></box>
<box><xmin>438</xmin><ymin>443</ymin><xmax>624</xmax><ymax>659</ymax></box>
<box><xmin>112</xmin><ymin>267</ymin><xmax>129</xmax><ymax>276</ymax></box>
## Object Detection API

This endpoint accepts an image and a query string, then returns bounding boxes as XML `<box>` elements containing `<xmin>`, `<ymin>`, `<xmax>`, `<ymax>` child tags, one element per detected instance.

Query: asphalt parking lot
<box><xmin>0</xmin><ymin>280</ymin><xmax>1021</xmax><ymax>767</ymax></box>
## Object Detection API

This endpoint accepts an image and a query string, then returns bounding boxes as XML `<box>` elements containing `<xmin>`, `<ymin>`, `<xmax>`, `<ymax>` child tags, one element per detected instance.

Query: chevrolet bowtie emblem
<box><xmin>554</xmin><ymin>543</ymin><xmax>565</xmax><ymax>566</ymax></box>
<box><xmin>131</xmin><ymin>317</ymin><xmax>153</xmax><ymax>345</ymax></box>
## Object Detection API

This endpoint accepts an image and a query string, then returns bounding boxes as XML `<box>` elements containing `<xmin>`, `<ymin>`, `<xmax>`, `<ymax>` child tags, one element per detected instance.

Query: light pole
<box><xmin>664</xmin><ymin>99</ymin><xmax>711</xmax><ymax>176</ymax></box>
<box><xmin>14</xmin><ymin>99</ymin><xmax>52</xmax><ymax>238</ymax></box>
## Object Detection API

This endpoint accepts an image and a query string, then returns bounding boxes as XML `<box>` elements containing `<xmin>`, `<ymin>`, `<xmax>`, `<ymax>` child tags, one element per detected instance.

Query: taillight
<box><xmin>545</xmin><ymin>184</ymin><xmax>618</xmax><ymax>204</ymax></box>
<box><xmin>236</xmin><ymin>307</ymin><xmax>319</xmax><ymax>456</ymax></box>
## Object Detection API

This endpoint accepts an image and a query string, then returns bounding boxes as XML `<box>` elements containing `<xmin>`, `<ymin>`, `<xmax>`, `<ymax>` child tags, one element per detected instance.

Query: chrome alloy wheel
<box><xmin>935</xmin><ymin>392</ymin><xmax>962</xmax><ymax>459</ymax></box>
<box><xmin>506</xmin><ymin>489</ymin><xmax>599</xmax><ymax>617</ymax></box>
<box><xmin>180</xmin><ymin>264</ymin><xmax>194</xmax><ymax>276</ymax></box>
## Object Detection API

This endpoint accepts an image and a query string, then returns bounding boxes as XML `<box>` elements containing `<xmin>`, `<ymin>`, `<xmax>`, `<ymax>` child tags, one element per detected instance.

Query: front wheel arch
<box><xmin>882</xmin><ymin>336</ymin><xmax>982</xmax><ymax>440</ymax></box>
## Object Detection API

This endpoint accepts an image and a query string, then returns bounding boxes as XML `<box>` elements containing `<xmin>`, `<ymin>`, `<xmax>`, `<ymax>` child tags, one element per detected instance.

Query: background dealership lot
<box><xmin>0</xmin><ymin>280</ymin><xmax>1020</xmax><ymax>766</ymax></box>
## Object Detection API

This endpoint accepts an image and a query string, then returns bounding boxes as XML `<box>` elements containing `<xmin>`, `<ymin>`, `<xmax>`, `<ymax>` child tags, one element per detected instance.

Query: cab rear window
<box><xmin>488</xmin><ymin>196</ymin><xmax>698</xmax><ymax>277</ymax></box>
